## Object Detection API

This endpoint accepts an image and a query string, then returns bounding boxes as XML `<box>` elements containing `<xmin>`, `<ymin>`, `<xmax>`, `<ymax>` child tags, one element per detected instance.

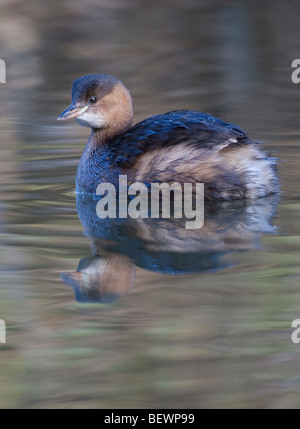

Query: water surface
<box><xmin>0</xmin><ymin>0</ymin><xmax>300</xmax><ymax>409</ymax></box>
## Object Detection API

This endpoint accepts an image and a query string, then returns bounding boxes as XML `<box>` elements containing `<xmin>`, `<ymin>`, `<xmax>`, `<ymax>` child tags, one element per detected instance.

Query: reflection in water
<box><xmin>62</xmin><ymin>194</ymin><xmax>279</xmax><ymax>303</ymax></box>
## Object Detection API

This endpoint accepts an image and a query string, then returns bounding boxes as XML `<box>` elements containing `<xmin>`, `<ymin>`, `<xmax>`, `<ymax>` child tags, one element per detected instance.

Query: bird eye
<box><xmin>89</xmin><ymin>96</ymin><xmax>97</xmax><ymax>104</ymax></box>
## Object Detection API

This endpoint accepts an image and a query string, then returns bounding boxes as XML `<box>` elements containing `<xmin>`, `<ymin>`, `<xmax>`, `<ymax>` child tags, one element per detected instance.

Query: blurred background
<box><xmin>0</xmin><ymin>0</ymin><xmax>300</xmax><ymax>408</ymax></box>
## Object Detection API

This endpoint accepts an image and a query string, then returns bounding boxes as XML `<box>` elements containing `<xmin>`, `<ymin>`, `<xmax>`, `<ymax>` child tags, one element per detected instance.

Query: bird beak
<box><xmin>57</xmin><ymin>104</ymin><xmax>88</xmax><ymax>120</ymax></box>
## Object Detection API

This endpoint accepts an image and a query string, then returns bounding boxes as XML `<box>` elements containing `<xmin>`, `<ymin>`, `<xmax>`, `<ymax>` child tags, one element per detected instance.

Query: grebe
<box><xmin>58</xmin><ymin>74</ymin><xmax>279</xmax><ymax>199</ymax></box>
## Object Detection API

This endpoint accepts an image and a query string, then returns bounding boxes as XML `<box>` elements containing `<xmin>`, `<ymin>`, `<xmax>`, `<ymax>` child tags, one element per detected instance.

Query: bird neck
<box><xmin>76</xmin><ymin>131</ymin><xmax>121</xmax><ymax>194</ymax></box>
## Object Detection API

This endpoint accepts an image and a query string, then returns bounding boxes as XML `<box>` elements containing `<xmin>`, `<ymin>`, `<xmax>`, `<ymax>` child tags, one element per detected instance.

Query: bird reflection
<box><xmin>61</xmin><ymin>194</ymin><xmax>279</xmax><ymax>304</ymax></box>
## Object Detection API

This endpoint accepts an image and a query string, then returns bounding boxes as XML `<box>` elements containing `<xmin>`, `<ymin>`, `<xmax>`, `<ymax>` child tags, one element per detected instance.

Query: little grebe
<box><xmin>58</xmin><ymin>74</ymin><xmax>279</xmax><ymax>199</ymax></box>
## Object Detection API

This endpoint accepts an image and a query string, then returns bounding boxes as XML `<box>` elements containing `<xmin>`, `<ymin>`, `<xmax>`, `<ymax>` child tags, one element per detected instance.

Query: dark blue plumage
<box><xmin>113</xmin><ymin>110</ymin><xmax>249</xmax><ymax>167</ymax></box>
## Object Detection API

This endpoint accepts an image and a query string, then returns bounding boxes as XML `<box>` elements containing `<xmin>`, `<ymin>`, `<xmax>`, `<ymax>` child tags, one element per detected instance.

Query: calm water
<box><xmin>1</xmin><ymin>0</ymin><xmax>300</xmax><ymax>408</ymax></box>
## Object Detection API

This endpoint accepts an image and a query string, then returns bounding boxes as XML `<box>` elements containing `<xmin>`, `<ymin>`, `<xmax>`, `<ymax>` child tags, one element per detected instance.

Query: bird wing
<box><xmin>114</xmin><ymin>110</ymin><xmax>250</xmax><ymax>166</ymax></box>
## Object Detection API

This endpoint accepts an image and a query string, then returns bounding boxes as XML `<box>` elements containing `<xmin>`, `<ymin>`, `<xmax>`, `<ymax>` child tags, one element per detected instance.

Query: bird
<box><xmin>57</xmin><ymin>74</ymin><xmax>279</xmax><ymax>200</ymax></box>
